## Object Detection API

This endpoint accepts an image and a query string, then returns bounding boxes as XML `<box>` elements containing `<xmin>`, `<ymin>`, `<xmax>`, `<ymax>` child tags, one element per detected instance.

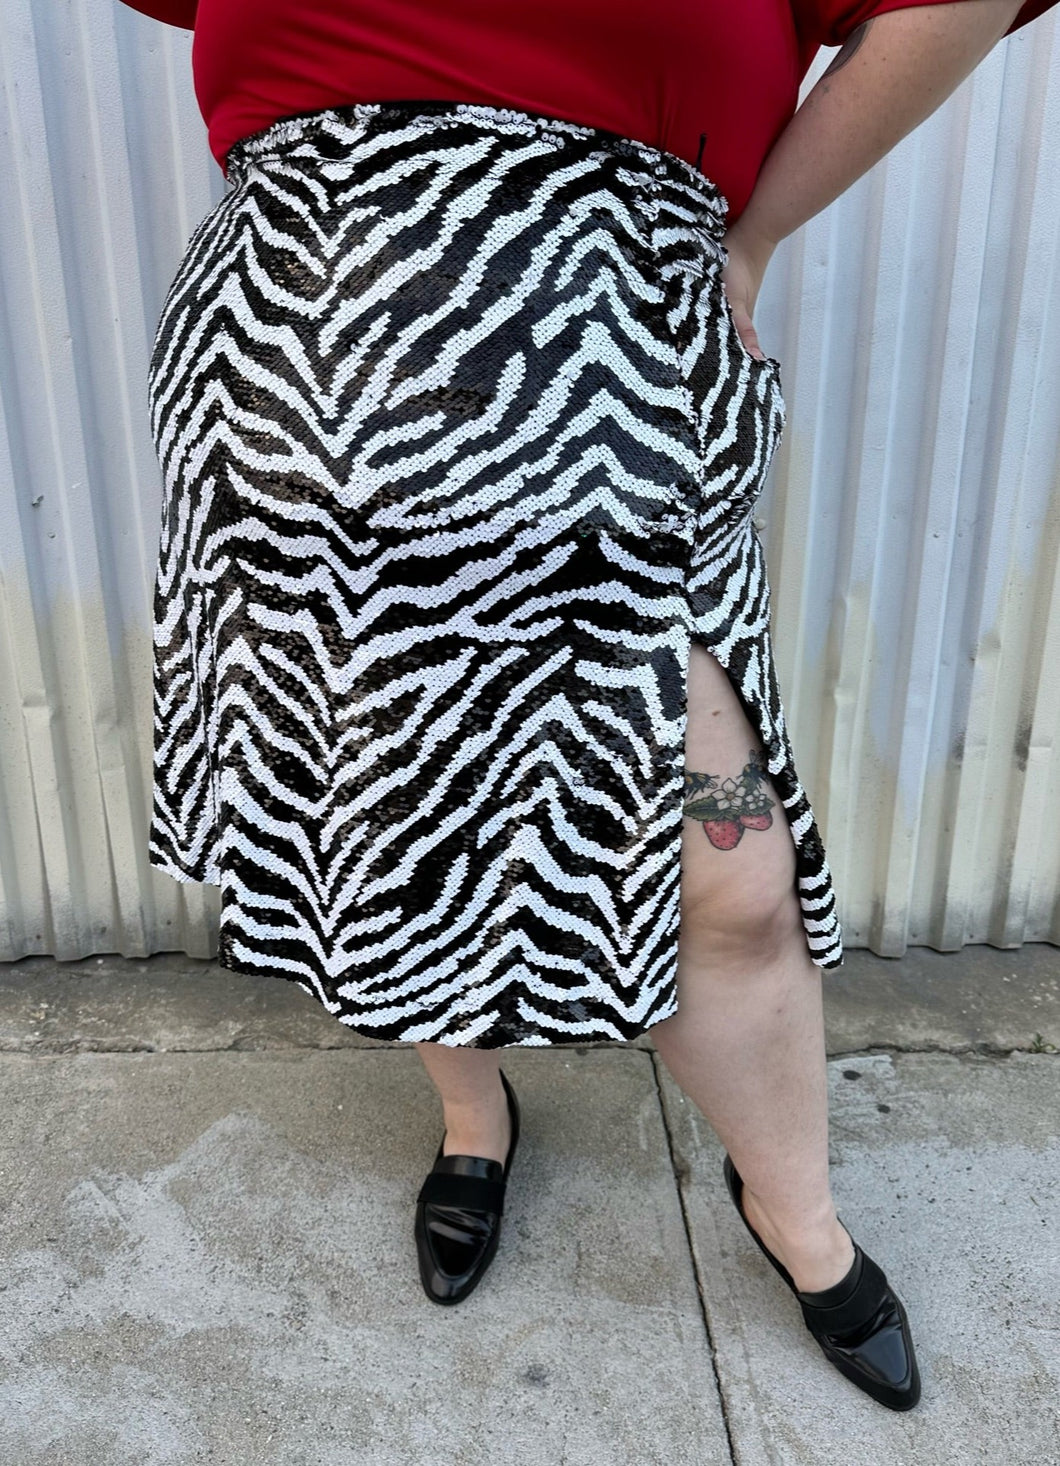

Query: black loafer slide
<box><xmin>722</xmin><ymin>1151</ymin><xmax>921</xmax><ymax>1411</ymax></box>
<box><xmin>414</xmin><ymin>1068</ymin><xmax>521</xmax><ymax>1305</ymax></box>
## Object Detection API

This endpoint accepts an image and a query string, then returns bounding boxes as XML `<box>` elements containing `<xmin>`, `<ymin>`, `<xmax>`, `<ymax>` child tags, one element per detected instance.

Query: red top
<box><xmin>122</xmin><ymin>0</ymin><xmax>1056</xmax><ymax>221</ymax></box>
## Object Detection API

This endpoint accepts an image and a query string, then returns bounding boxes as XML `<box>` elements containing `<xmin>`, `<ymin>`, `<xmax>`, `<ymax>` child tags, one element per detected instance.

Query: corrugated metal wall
<box><xmin>1</xmin><ymin>2</ymin><xmax>1058</xmax><ymax>962</ymax></box>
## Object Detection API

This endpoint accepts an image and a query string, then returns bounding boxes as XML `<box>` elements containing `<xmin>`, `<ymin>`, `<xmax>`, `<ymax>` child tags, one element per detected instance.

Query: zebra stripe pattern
<box><xmin>147</xmin><ymin>100</ymin><xmax>843</xmax><ymax>1048</ymax></box>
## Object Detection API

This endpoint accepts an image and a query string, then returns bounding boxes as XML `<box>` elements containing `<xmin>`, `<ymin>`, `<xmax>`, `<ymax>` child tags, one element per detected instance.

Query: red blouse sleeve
<box><xmin>117</xmin><ymin>0</ymin><xmax>197</xmax><ymax>27</ymax></box>
<box><xmin>802</xmin><ymin>0</ymin><xmax>1058</xmax><ymax>48</ymax></box>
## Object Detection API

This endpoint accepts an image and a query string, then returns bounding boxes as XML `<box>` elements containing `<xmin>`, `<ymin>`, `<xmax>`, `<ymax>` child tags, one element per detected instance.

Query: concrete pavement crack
<box><xmin>648</xmin><ymin>1047</ymin><xmax>740</xmax><ymax>1466</ymax></box>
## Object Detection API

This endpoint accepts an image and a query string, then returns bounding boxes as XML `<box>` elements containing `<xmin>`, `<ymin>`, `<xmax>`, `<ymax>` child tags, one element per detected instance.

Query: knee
<box><xmin>680</xmin><ymin>872</ymin><xmax>805</xmax><ymax>961</ymax></box>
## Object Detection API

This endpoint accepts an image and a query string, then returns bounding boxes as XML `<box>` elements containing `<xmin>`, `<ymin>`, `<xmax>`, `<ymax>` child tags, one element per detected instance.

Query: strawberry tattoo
<box><xmin>682</xmin><ymin>750</ymin><xmax>776</xmax><ymax>850</ymax></box>
<box><xmin>702</xmin><ymin>817</ymin><xmax>744</xmax><ymax>850</ymax></box>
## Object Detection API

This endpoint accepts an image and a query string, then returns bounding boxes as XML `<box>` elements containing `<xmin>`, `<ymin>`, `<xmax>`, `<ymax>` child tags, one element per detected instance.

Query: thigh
<box><xmin>680</xmin><ymin>640</ymin><xmax>797</xmax><ymax>922</ymax></box>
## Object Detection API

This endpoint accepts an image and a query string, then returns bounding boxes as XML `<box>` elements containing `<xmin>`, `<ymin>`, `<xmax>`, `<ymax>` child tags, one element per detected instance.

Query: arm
<box><xmin>725</xmin><ymin>0</ymin><xmax>1027</xmax><ymax>359</ymax></box>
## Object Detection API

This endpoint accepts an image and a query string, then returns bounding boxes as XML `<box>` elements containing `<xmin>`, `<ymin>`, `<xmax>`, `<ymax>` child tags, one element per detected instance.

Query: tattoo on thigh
<box><xmin>683</xmin><ymin>749</ymin><xmax>776</xmax><ymax>851</ymax></box>
<box><xmin>822</xmin><ymin>19</ymin><xmax>873</xmax><ymax>79</ymax></box>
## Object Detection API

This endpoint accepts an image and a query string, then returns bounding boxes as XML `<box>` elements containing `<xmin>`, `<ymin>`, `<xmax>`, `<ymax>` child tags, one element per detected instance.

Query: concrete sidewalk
<box><xmin>0</xmin><ymin>947</ymin><xmax>1057</xmax><ymax>1465</ymax></box>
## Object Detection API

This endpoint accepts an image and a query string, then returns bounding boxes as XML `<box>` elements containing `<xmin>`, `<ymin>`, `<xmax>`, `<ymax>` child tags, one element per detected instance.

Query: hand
<box><xmin>719</xmin><ymin>220</ymin><xmax>777</xmax><ymax>362</ymax></box>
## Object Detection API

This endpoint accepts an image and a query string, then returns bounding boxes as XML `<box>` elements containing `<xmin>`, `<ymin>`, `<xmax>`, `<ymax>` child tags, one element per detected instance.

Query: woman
<box><xmin>123</xmin><ymin>0</ymin><xmax>1055</xmax><ymax>1413</ymax></box>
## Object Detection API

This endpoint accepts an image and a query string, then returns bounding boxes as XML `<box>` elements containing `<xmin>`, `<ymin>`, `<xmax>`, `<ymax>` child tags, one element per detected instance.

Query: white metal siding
<box><xmin>0</xmin><ymin>2</ymin><xmax>1057</xmax><ymax>960</ymax></box>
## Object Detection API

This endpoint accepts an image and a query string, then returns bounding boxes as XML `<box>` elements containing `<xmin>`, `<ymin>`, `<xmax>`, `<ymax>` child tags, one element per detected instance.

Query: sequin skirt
<box><xmin>146</xmin><ymin>98</ymin><xmax>843</xmax><ymax>1047</ymax></box>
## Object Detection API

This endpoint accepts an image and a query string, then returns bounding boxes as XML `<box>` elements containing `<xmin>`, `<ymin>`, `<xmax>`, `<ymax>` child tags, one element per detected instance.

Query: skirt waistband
<box><xmin>223</xmin><ymin>98</ymin><xmax>731</xmax><ymax>242</ymax></box>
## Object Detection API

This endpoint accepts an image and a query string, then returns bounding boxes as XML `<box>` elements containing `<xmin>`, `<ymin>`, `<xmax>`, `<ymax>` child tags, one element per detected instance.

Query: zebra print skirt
<box><xmin>147</xmin><ymin>99</ymin><xmax>843</xmax><ymax>1047</ymax></box>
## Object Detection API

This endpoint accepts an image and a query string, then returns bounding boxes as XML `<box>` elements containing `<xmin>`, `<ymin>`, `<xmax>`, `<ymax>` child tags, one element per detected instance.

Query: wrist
<box><xmin>724</xmin><ymin>210</ymin><xmax>781</xmax><ymax>270</ymax></box>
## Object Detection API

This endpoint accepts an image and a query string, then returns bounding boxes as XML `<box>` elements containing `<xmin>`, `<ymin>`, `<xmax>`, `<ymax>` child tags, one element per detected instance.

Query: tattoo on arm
<box><xmin>821</xmin><ymin>19</ymin><xmax>874</xmax><ymax>79</ymax></box>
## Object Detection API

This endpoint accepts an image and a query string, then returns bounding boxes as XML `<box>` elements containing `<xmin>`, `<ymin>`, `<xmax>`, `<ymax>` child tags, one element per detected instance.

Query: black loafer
<box><xmin>414</xmin><ymin>1068</ymin><xmax>520</xmax><ymax>1305</ymax></box>
<box><xmin>722</xmin><ymin>1152</ymin><xmax>921</xmax><ymax>1411</ymax></box>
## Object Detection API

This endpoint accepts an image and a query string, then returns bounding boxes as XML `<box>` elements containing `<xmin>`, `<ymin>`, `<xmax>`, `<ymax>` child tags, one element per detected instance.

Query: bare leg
<box><xmin>649</xmin><ymin>643</ymin><xmax>856</xmax><ymax>1294</ymax></box>
<box><xmin>414</xmin><ymin>1042</ymin><xmax>512</xmax><ymax>1164</ymax></box>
